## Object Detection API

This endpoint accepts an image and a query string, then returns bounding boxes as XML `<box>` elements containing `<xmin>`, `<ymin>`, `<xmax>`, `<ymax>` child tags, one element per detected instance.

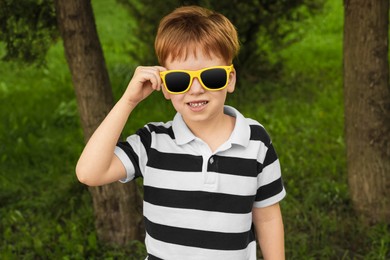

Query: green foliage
<box><xmin>0</xmin><ymin>0</ymin><xmax>58</xmax><ymax>64</ymax></box>
<box><xmin>117</xmin><ymin>0</ymin><xmax>325</xmax><ymax>83</ymax></box>
<box><xmin>0</xmin><ymin>41</ymin><xmax>146</xmax><ymax>259</ymax></box>
<box><xmin>0</xmin><ymin>0</ymin><xmax>389</xmax><ymax>259</ymax></box>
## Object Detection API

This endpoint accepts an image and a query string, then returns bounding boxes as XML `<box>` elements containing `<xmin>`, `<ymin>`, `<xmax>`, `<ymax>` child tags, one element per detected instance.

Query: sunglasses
<box><xmin>160</xmin><ymin>65</ymin><xmax>234</xmax><ymax>94</ymax></box>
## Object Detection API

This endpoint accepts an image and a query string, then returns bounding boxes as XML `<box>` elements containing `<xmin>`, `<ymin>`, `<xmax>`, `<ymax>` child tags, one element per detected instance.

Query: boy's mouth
<box><xmin>187</xmin><ymin>101</ymin><xmax>208</xmax><ymax>108</ymax></box>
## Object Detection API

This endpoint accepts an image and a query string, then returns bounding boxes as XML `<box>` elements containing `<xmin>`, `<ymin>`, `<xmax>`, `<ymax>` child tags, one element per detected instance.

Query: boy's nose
<box><xmin>188</xmin><ymin>78</ymin><xmax>205</xmax><ymax>94</ymax></box>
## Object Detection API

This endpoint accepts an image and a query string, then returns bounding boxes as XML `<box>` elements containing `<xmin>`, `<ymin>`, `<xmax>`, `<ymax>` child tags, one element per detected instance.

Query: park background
<box><xmin>0</xmin><ymin>0</ymin><xmax>389</xmax><ymax>259</ymax></box>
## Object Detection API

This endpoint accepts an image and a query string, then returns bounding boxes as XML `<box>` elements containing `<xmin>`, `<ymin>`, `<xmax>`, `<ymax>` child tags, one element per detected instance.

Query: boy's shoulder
<box><xmin>245</xmin><ymin>119</ymin><xmax>272</xmax><ymax>146</ymax></box>
<box><xmin>143</xmin><ymin>121</ymin><xmax>174</xmax><ymax>132</ymax></box>
<box><xmin>226</xmin><ymin>106</ymin><xmax>273</xmax><ymax>146</ymax></box>
<box><xmin>225</xmin><ymin>106</ymin><xmax>267</xmax><ymax>130</ymax></box>
<box><xmin>135</xmin><ymin>120</ymin><xmax>175</xmax><ymax>141</ymax></box>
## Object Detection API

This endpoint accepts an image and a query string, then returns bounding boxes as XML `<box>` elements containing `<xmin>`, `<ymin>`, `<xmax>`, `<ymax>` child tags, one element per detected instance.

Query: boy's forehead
<box><xmin>165</xmin><ymin>52</ymin><xmax>226</xmax><ymax>70</ymax></box>
<box><xmin>164</xmin><ymin>47</ymin><xmax>227</xmax><ymax>68</ymax></box>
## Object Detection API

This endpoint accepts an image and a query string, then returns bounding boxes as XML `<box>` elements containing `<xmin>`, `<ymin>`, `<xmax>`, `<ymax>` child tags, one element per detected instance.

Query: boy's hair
<box><xmin>155</xmin><ymin>6</ymin><xmax>240</xmax><ymax>66</ymax></box>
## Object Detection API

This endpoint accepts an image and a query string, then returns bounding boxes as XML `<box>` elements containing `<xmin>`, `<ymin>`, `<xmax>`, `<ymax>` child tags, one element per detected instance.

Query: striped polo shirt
<box><xmin>114</xmin><ymin>106</ymin><xmax>286</xmax><ymax>260</ymax></box>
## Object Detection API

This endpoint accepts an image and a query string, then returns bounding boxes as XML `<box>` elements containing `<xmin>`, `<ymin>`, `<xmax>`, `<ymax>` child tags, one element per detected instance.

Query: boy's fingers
<box><xmin>132</xmin><ymin>65</ymin><xmax>166</xmax><ymax>92</ymax></box>
<box><xmin>153</xmin><ymin>66</ymin><xmax>166</xmax><ymax>91</ymax></box>
<box><xmin>154</xmin><ymin>65</ymin><xmax>167</xmax><ymax>72</ymax></box>
<box><xmin>150</xmin><ymin>76</ymin><xmax>159</xmax><ymax>90</ymax></box>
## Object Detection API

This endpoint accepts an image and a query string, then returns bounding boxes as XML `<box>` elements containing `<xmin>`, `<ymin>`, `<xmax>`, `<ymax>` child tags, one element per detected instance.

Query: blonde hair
<box><xmin>155</xmin><ymin>6</ymin><xmax>240</xmax><ymax>66</ymax></box>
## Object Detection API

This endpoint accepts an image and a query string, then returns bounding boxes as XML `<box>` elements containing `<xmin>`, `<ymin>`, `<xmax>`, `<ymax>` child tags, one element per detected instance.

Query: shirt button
<box><xmin>209</xmin><ymin>157</ymin><xmax>214</xmax><ymax>164</ymax></box>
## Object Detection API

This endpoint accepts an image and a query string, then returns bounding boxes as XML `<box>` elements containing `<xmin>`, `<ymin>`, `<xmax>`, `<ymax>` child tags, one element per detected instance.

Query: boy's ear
<box><xmin>227</xmin><ymin>69</ymin><xmax>236</xmax><ymax>93</ymax></box>
<box><xmin>161</xmin><ymin>85</ymin><xmax>171</xmax><ymax>100</ymax></box>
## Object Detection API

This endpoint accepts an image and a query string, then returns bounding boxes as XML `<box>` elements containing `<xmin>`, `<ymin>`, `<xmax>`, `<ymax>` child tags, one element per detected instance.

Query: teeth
<box><xmin>189</xmin><ymin>101</ymin><xmax>207</xmax><ymax>107</ymax></box>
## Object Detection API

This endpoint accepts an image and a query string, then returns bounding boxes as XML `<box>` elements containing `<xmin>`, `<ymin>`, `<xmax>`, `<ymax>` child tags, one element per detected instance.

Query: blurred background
<box><xmin>0</xmin><ymin>0</ymin><xmax>389</xmax><ymax>259</ymax></box>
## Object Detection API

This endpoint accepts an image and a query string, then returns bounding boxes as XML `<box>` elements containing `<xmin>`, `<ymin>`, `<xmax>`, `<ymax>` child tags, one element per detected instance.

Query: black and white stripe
<box><xmin>115</xmin><ymin>106</ymin><xmax>286</xmax><ymax>259</ymax></box>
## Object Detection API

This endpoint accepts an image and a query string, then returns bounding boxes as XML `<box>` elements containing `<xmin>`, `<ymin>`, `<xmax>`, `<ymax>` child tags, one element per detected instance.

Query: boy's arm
<box><xmin>252</xmin><ymin>203</ymin><xmax>285</xmax><ymax>260</ymax></box>
<box><xmin>75</xmin><ymin>66</ymin><xmax>166</xmax><ymax>186</ymax></box>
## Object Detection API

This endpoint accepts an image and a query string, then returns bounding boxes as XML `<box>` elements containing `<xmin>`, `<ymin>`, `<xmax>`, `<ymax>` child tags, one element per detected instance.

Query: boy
<box><xmin>76</xmin><ymin>5</ymin><xmax>286</xmax><ymax>260</ymax></box>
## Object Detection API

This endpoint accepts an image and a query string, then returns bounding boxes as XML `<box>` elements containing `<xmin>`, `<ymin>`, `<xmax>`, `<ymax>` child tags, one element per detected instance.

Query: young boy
<box><xmin>76</xmin><ymin>5</ymin><xmax>286</xmax><ymax>260</ymax></box>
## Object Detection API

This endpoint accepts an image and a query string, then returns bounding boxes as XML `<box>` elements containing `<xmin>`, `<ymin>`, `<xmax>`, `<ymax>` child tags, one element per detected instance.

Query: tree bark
<box><xmin>54</xmin><ymin>0</ymin><xmax>143</xmax><ymax>244</ymax></box>
<box><xmin>343</xmin><ymin>0</ymin><xmax>390</xmax><ymax>223</ymax></box>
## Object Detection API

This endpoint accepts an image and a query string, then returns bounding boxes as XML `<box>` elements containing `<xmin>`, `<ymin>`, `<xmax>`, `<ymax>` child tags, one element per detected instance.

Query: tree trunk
<box><xmin>343</xmin><ymin>0</ymin><xmax>390</xmax><ymax>224</ymax></box>
<box><xmin>54</xmin><ymin>0</ymin><xmax>144</xmax><ymax>244</ymax></box>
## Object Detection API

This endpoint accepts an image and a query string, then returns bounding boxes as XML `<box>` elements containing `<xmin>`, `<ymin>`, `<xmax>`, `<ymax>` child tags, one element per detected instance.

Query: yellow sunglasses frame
<box><xmin>160</xmin><ymin>65</ymin><xmax>234</xmax><ymax>94</ymax></box>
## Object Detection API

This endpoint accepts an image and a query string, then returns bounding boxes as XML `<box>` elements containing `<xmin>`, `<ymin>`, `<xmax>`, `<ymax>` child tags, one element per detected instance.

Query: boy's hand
<box><xmin>76</xmin><ymin>66</ymin><xmax>166</xmax><ymax>186</ymax></box>
<box><xmin>122</xmin><ymin>66</ymin><xmax>166</xmax><ymax>107</ymax></box>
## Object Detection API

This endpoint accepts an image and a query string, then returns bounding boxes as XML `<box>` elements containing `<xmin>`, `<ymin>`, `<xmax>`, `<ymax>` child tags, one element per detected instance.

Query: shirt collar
<box><xmin>225</xmin><ymin>106</ymin><xmax>251</xmax><ymax>147</ymax></box>
<box><xmin>172</xmin><ymin>112</ymin><xmax>196</xmax><ymax>145</ymax></box>
<box><xmin>172</xmin><ymin>105</ymin><xmax>251</xmax><ymax>147</ymax></box>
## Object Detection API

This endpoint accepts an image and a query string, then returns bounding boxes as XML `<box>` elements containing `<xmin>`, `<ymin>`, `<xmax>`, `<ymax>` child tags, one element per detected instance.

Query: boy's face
<box><xmin>162</xmin><ymin>51</ymin><xmax>236</xmax><ymax>126</ymax></box>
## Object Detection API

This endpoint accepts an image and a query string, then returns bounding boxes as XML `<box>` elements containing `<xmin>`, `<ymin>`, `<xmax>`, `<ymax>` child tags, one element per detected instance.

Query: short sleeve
<box><xmin>114</xmin><ymin>126</ymin><xmax>152</xmax><ymax>183</ymax></box>
<box><xmin>250</xmin><ymin>125</ymin><xmax>286</xmax><ymax>208</ymax></box>
<box><xmin>114</xmin><ymin>145</ymin><xmax>136</xmax><ymax>183</ymax></box>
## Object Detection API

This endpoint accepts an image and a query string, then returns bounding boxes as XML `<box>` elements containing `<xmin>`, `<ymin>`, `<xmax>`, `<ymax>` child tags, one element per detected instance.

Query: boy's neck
<box><xmin>183</xmin><ymin>112</ymin><xmax>236</xmax><ymax>153</ymax></box>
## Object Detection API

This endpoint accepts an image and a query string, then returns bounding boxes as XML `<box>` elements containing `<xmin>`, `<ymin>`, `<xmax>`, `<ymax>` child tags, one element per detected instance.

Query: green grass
<box><xmin>1</xmin><ymin>0</ymin><xmax>389</xmax><ymax>259</ymax></box>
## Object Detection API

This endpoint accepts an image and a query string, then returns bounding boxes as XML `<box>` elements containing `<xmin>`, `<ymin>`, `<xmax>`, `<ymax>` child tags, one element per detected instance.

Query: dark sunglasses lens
<box><xmin>165</xmin><ymin>72</ymin><xmax>191</xmax><ymax>93</ymax></box>
<box><xmin>200</xmin><ymin>68</ymin><xmax>227</xmax><ymax>89</ymax></box>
